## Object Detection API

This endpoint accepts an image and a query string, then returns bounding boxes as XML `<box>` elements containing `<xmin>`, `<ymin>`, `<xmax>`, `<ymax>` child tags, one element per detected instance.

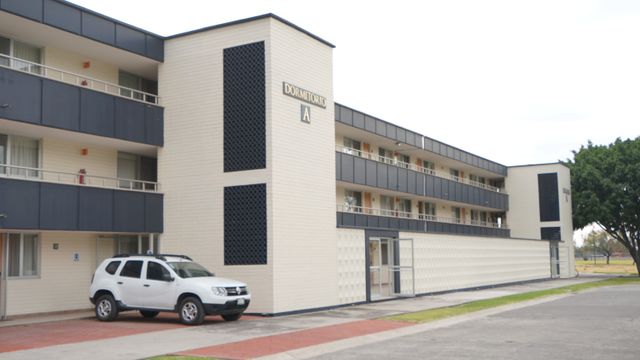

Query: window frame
<box><xmin>0</xmin><ymin>132</ymin><xmax>42</xmax><ymax>177</ymax></box>
<box><xmin>119</xmin><ymin>260</ymin><xmax>143</xmax><ymax>278</ymax></box>
<box><xmin>4</xmin><ymin>233</ymin><xmax>41</xmax><ymax>279</ymax></box>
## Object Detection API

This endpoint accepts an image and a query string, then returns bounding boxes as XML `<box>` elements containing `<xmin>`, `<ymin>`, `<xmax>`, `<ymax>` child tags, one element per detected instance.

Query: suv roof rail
<box><xmin>112</xmin><ymin>253</ymin><xmax>193</xmax><ymax>261</ymax></box>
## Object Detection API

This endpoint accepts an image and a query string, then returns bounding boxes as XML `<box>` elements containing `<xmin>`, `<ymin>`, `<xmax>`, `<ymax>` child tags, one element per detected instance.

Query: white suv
<box><xmin>89</xmin><ymin>254</ymin><xmax>250</xmax><ymax>325</ymax></box>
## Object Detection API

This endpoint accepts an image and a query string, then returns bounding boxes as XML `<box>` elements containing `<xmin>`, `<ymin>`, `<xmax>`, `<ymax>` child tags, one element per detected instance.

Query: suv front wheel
<box><xmin>178</xmin><ymin>297</ymin><xmax>205</xmax><ymax>325</ymax></box>
<box><xmin>95</xmin><ymin>294</ymin><xmax>119</xmax><ymax>321</ymax></box>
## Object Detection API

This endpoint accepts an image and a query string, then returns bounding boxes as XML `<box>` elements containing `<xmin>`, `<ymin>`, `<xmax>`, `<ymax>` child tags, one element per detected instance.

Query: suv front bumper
<box><xmin>204</xmin><ymin>299</ymin><xmax>251</xmax><ymax>315</ymax></box>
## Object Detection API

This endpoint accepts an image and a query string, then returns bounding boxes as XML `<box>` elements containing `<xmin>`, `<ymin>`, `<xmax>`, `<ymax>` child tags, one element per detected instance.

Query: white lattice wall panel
<box><xmin>400</xmin><ymin>232</ymin><xmax>550</xmax><ymax>294</ymax></box>
<box><xmin>336</xmin><ymin>229</ymin><xmax>366</xmax><ymax>304</ymax></box>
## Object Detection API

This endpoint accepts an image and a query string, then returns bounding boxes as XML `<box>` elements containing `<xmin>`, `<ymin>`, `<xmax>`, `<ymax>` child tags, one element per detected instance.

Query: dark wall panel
<box><xmin>224</xmin><ymin>184</ymin><xmax>267</xmax><ymax>265</ymax></box>
<box><xmin>39</xmin><ymin>183</ymin><xmax>78</xmax><ymax>230</ymax></box>
<box><xmin>388</xmin><ymin>166</ymin><xmax>398</xmax><ymax>191</ymax></box>
<box><xmin>146</xmin><ymin>35</ymin><xmax>164</xmax><ymax>61</ymax></box>
<box><xmin>144</xmin><ymin>193</ymin><xmax>163</xmax><ymax>233</ymax></box>
<box><xmin>115</xmin><ymin>97</ymin><xmax>145</xmax><ymax>143</ymax></box>
<box><xmin>377</xmin><ymin>163</ymin><xmax>388</xmax><ymax>188</ymax></box>
<box><xmin>78</xmin><ymin>187</ymin><xmax>113</xmax><ymax>231</ymax></box>
<box><xmin>114</xmin><ymin>191</ymin><xmax>145</xmax><ymax>232</ymax></box>
<box><xmin>353</xmin><ymin>111</ymin><xmax>364</xmax><ymax>128</ymax></box>
<box><xmin>42</xmin><ymin>80</ymin><xmax>80</xmax><ymax>131</ymax></box>
<box><xmin>538</xmin><ymin>173</ymin><xmax>560</xmax><ymax>222</ymax></box>
<box><xmin>1</xmin><ymin>0</ymin><xmax>43</xmax><ymax>21</ymax></box>
<box><xmin>397</xmin><ymin>168</ymin><xmax>408</xmax><ymax>193</ymax></box>
<box><xmin>44</xmin><ymin>0</ymin><xmax>81</xmax><ymax>34</ymax></box>
<box><xmin>223</xmin><ymin>41</ymin><xmax>266</xmax><ymax>172</ymax></box>
<box><xmin>115</xmin><ymin>24</ymin><xmax>146</xmax><ymax>55</ymax></box>
<box><xmin>0</xmin><ymin>179</ymin><xmax>39</xmax><ymax>229</ymax></box>
<box><xmin>541</xmin><ymin>227</ymin><xmax>561</xmax><ymax>241</ymax></box>
<box><xmin>340</xmin><ymin>153</ymin><xmax>354</xmax><ymax>183</ymax></box>
<box><xmin>145</xmin><ymin>105</ymin><xmax>164</xmax><ymax>146</ymax></box>
<box><xmin>335</xmin><ymin>152</ymin><xmax>341</xmax><ymax>179</ymax></box>
<box><xmin>354</xmin><ymin>157</ymin><xmax>366</xmax><ymax>185</ymax></box>
<box><xmin>80</xmin><ymin>89</ymin><xmax>114</xmax><ymax>137</ymax></box>
<box><xmin>81</xmin><ymin>12</ymin><xmax>116</xmax><ymax>44</ymax></box>
<box><xmin>0</xmin><ymin>68</ymin><xmax>42</xmax><ymax>124</ymax></box>
<box><xmin>365</xmin><ymin>159</ymin><xmax>377</xmax><ymax>187</ymax></box>
<box><xmin>416</xmin><ymin>173</ymin><xmax>425</xmax><ymax>196</ymax></box>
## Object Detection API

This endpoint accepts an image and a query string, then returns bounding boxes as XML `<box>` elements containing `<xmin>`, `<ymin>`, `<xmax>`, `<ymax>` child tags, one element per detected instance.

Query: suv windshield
<box><xmin>167</xmin><ymin>261</ymin><xmax>213</xmax><ymax>278</ymax></box>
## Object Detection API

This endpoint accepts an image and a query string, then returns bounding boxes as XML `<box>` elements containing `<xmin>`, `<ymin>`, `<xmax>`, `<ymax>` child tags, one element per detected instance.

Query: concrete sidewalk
<box><xmin>0</xmin><ymin>276</ymin><xmax>609</xmax><ymax>360</ymax></box>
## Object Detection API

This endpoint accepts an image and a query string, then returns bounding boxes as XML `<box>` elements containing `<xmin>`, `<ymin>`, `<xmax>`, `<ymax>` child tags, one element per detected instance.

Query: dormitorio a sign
<box><xmin>282</xmin><ymin>82</ymin><xmax>327</xmax><ymax>108</ymax></box>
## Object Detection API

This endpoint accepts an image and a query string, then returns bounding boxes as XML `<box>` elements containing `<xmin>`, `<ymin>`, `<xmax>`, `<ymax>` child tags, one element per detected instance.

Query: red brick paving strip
<box><xmin>0</xmin><ymin>313</ymin><xmax>258</xmax><ymax>353</ymax></box>
<box><xmin>177</xmin><ymin>319</ymin><xmax>413</xmax><ymax>359</ymax></box>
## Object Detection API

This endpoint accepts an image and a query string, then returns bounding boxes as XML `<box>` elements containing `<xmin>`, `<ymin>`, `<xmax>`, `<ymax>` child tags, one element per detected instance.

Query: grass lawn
<box><xmin>385</xmin><ymin>277</ymin><xmax>640</xmax><ymax>324</ymax></box>
<box><xmin>576</xmin><ymin>258</ymin><xmax>638</xmax><ymax>275</ymax></box>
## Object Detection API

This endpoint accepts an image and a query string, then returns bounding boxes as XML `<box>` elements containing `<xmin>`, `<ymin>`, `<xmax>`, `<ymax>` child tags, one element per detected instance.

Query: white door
<box><xmin>116</xmin><ymin>260</ymin><xmax>146</xmax><ymax>307</ymax></box>
<box><xmin>142</xmin><ymin>261</ymin><xmax>176</xmax><ymax>309</ymax></box>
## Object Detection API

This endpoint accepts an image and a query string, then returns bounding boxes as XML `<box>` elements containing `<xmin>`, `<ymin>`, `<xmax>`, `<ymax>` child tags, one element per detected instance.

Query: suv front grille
<box><xmin>225</xmin><ymin>286</ymin><xmax>248</xmax><ymax>296</ymax></box>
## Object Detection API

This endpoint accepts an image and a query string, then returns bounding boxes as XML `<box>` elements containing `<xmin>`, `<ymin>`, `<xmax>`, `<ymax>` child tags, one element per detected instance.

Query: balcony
<box><xmin>337</xmin><ymin>144</ymin><xmax>504</xmax><ymax>193</ymax></box>
<box><xmin>336</xmin><ymin>151</ymin><xmax>509</xmax><ymax>211</ymax></box>
<box><xmin>0</xmin><ymin>54</ymin><xmax>163</xmax><ymax>146</ymax></box>
<box><xmin>336</xmin><ymin>204</ymin><xmax>510</xmax><ymax>238</ymax></box>
<box><xmin>0</xmin><ymin>164</ymin><xmax>162</xmax><ymax>233</ymax></box>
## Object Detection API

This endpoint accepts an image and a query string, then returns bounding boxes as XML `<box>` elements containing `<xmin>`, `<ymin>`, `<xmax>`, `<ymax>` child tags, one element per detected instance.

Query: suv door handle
<box><xmin>143</xmin><ymin>284</ymin><xmax>150</xmax><ymax>287</ymax></box>
<box><xmin>117</xmin><ymin>281</ymin><xmax>123</xmax><ymax>285</ymax></box>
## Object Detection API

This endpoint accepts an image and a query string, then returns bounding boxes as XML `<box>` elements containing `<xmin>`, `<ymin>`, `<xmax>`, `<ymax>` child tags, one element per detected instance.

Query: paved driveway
<box><xmin>311</xmin><ymin>285</ymin><xmax>640</xmax><ymax>360</ymax></box>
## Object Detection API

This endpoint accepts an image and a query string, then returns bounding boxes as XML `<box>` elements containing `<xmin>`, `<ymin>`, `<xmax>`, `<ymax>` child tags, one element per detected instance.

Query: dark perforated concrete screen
<box><xmin>538</xmin><ymin>173</ymin><xmax>560</xmax><ymax>222</ymax></box>
<box><xmin>223</xmin><ymin>41</ymin><xmax>266</xmax><ymax>172</ymax></box>
<box><xmin>224</xmin><ymin>184</ymin><xmax>267</xmax><ymax>265</ymax></box>
<box><xmin>541</xmin><ymin>227</ymin><xmax>561</xmax><ymax>241</ymax></box>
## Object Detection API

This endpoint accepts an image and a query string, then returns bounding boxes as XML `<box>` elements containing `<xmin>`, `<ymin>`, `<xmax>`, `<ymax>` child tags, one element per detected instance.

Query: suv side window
<box><xmin>147</xmin><ymin>261</ymin><xmax>170</xmax><ymax>281</ymax></box>
<box><xmin>105</xmin><ymin>261</ymin><xmax>121</xmax><ymax>275</ymax></box>
<box><xmin>120</xmin><ymin>260</ymin><xmax>143</xmax><ymax>278</ymax></box>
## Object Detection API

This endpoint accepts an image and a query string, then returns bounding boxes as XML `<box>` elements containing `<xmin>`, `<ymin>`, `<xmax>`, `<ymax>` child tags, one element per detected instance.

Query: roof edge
<box><xmin>165</xmin><ymin>13</ymin><xmax>336</xmax><ymax>48</ymax></box>
<box><xmin>508</xmin><ymin>161</ymin><xmax>570</xmax><ymax>169</ymax></box>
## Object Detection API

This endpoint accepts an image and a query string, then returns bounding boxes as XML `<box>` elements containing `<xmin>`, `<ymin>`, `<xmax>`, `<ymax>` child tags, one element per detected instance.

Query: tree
<box><xmin>583</xmin><ymin>230</ymin><xmax>626</xmax><ymax>264</ymax></box>
<box><xmin>566</xmin><ymin>138</ymin><xmax>640</xmax><ymax>276</ymax></box>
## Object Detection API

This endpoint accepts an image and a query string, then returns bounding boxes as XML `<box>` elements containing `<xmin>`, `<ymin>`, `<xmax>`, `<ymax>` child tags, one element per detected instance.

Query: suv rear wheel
<box><xmin>95</xmin><ymin>294</ymin><xmax>118</xmax><ymax>321</ymax></box>
<box><xmin>178</xmin><ymin>297</ymin><xmax>205</xmax><ymax>325</ymax></box>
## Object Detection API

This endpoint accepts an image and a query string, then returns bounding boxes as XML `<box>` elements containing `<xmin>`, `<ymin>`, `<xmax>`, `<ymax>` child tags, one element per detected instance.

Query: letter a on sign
<box><xmin>301</xmin><ymin>104</ymin><xmax>311</xmax><ymax>124</ymax></box>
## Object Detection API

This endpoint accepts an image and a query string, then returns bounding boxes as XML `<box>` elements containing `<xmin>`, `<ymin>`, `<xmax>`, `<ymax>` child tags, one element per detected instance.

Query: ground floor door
<box><xmin>369</xmin><ymin>237</ymin><xmax>415</xmax><ymax>300</ymax></box>
<box><xmin>550</xmin><ymin>242</ymin><xmax>560</xmax><ymax>278</ymax></box>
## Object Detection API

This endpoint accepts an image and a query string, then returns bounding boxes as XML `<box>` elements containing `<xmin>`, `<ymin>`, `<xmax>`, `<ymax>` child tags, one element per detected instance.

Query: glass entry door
<box><xmin>369</xmin><ymin>237</ymin><xmax>415</xmax><ymax>300</ymax></box>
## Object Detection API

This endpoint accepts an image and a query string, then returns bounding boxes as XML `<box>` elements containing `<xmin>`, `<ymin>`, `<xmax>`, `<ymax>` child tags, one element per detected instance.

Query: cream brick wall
<box><xmin>336</xmin><ymin>228</ymin><xmax>366</xmax><ymax>304</ymax></box>
<box><xmin>5</xmin><ymin>232</ymin><xmax>97</xmax><ymax>316</ymax></box>
<box><xmin>505</xmin><ymin>163</ymin><xmax>575</xmax><ymax>277</ymax></box>
<box><xmin>159</xmin><ymin>19</ymin><xmax>274</xmax><ymax>313</ymax></box>
<box><xmin>399</xmin><ymin>232</ymin><xmax>550</xmax><ymax>294</ymax></box>
<box><xmin>269</xmin><ymin>19</ymin><xmax>336</xmax><ymax>313</ymax></box>
<box><xmin>41</xmin><ymin>137</ymin><xmax>118</xmax><ymax>179</ymax></box>
<box><xmin>43</xmin><ymin>47</ymin><xmax>119</xmax><ymax>86</ymax></box>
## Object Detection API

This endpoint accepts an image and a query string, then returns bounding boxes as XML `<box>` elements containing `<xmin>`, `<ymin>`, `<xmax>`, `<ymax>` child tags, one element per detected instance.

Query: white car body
<box><xmin>89</xmin><ymin>254</ymin><xmax>250</xmax><ymax>324</ymax></box>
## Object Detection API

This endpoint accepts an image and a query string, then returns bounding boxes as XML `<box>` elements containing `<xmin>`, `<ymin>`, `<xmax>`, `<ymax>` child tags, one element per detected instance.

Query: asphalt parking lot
<box><xmin>310</xmin><ymin>285</ymin><xmax>640</xmax><ymax>360</ymax></box>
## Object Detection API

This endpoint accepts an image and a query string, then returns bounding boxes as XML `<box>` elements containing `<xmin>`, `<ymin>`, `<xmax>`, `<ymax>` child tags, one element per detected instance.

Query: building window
<box><xmin>469</xmin><ymin>174</ymin><xmax>486</xmax><ymax>185</ymax></box>
<box><xmin>398</xmin><ymin>198</ymin><xmax>411</xmax><ymax>217</ymax></box>
<box><xmin>470</xmin><ymin>210</ymin><xmax>487</xmax><ymax>226</ymax></box>
<box><xmin>449</xmin><ymin>169</ymin><xmax>460</xmax><ymax>181</ymax></box>
<box><xmin>118</xmin><ymin>70</ymin><xmax>158</xmax><ymax>101</ymax></box>
<box><xmin>452</xmin><ymin>207</ymin><xmax>462</xmax><ymax>223</ymax></box>
<box><xmin>343</xmin><ymin>137</ymin><xmax>361</xmax><ymax>156</ymax></box>
<box><xmin>344</xmin><ymin>190</ymin><xmax>362</xmax><ymax>212</ymax></box>
<box><xmin>117</xmin><ymin>152</ymin><xmax>157</xmax><ymax>190</ymax></box>
<box><xmin>6</xmin><ymin>233</ymin><xmax>39</xmax><ymax>278</ymax></box>
<box><xmin>0</xmin><ymin>36</ymin><xmax>42</xmax><ymax>74</ymax></box>
<box><xmin>418</xmin><ymin>201</ymin><xmax>436</xmax><ymax>220</ymax></box>
<box><xmin>115</xmin><ymin>234</ymin><xmax>153</xmax><ymax>255</ymax></box>
<box><xmin>398</xmin><ymin>154</ymin><xmax>410</xmax><ymax>168</ymax></box>
<box><xmin>0</xmin><ymin>133</ymin><xmax>40</xmax><ymax>177</ymax></box>
<box><xmin>378</xmin><ymin>147</ymin><xmax>393</xmax><ymax>164</ymax></box>
<box><xmin>380</xmin><ymin>195</ymin><xmax>394</xmax><ymax>216</ymax></box>
<box><xmin>422</xmin><ymin>160</ymin><xmax>435</xmax><ymax>174</ymax></box>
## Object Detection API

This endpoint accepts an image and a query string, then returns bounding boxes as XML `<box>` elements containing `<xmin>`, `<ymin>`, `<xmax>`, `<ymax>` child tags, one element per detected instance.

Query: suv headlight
<box><xmin>212</xmin><ymin>287</ymin><xmax>227</xmax><ymax>296</ymax></box>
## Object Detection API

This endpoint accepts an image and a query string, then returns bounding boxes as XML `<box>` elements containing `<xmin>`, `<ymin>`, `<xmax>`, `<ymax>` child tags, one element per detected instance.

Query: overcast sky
<box><xmin>69</xmin><ymin>0</ymin><xmax>640</xmax><ymax>168</ymax></box>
